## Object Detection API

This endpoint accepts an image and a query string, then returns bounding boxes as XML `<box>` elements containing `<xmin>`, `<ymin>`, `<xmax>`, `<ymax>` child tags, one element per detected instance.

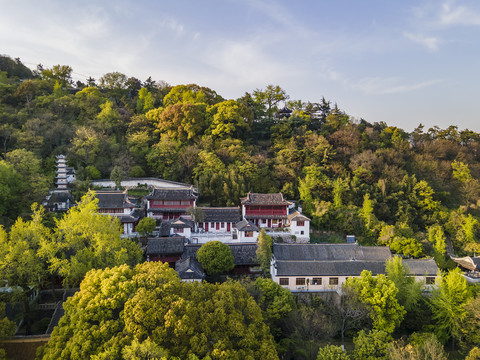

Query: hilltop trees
<box><xmin>1</xmin><ymin>53</ymin><xmax>480</xmax><ymax>268</ymax></box>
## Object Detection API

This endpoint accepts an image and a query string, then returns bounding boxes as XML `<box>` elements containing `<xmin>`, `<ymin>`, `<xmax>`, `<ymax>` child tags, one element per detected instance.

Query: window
<box><xmin>426</xmin><ymin>277</ymin><xmax>436</xmax><ymax>285</ymax></box>
<box><xmin>279</xmin><ymin>278</ymin><xmax>289</xmax><ymax>286</ymax></box>
<box><xmin>245</xmin><ymin>231</ymin><xmax>253</xmax><ymax>237</ymax></box>
<box><xmin>300</xmin><ymin>231</ymin><xmax>304</xmax><ymax>235</ymax></box>
<box><xmin>296</xmin><ymin>278</ymin><xmax>306</xmax><ymax>285</ymax></box>
<box><xmin>181</xmin><ymin>200</ymin><xmax>191</xmax><ymax>205</ymax></box>
<box><xmin>329</xmin><ymin>277</ymin><xmax>339</xmax><ymax>285</ymax></box>
<box><xmin>297</xmin><ymin>221</ymin><xmax>304</xmax><ymax>226</ymax></box>
<box><xmin>221</xmin><ymin>222</ymin><xmax>225</xmax><ymax>228</ymax></box>
<box><xmin>176</xmin><ymin>228</ymin><xmax>184</xmax><ymax>233</ymax></box>
<box><xmin>272</xmin><ymin>219</ymin><xmax>278</xmax><ymax>225</ymax></box>
<box><xmin>312</xmin><ymin>278</ymin><xmax>322</xmax><ymax>285</ymax></box>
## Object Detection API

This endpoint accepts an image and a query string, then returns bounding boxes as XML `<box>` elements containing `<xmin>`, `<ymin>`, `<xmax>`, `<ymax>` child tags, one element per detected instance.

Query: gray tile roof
<box><xmin>146</xmin><ymin>188</ymin><xmax>197</xmax><ymax>201</ymax></box>
<box><xmin>287</xmin><ymin>210</ymin><xmax>310</xmax><ymax>222</ymax></box>
<box><xmin>175</xmin><ymin>257</ymin><xmax>205</xmax><ymax>280</ymax></box>
<box><xmin>201</xmin><ymin>207</ymin><xmax>241</xmax><ymax>223</ymax></box>
<box><xmin>184</xmin><ymin>243</ymin><xmax>259</xmax><ymax>266</ymax></box>
<box><xmin>46</xmin><ymin>190</ymin><xmax>72</xmax><ymax>204</ymax></box>
<box><xmin>146</xmin><ymin>236</ymin><xmax>185</xmax><ymax>255</ymax></box>
<box><xmin>236</xmin><ymin>219</ymin><xmax>260</xmax><ymax>232</ymax></box>
<box><xmin>95</xmin><ymin>191</ymin><xmax>135</xmax><ymax>209</ymax></box>
<box><xmin>275</xmin><ymin>260</ymin><xmax>388</xmax><ymax>277</ymax></box>
<box><xmin>241</xmin><ymin>192</ymin><xmax>291</xmax><ymax>206</ymax></box>
<box><xmin>402</xmin><ymin>259</ymin><xmax>439</xmax><ymax>276</ymax></box>
<box><xmin>273</xmin><ymin>243</ymin><xmax>391</xmax><ymax>262</ymax></box>
<box><xmin>172</xmin><ymin>217</ymin><xmax>195</xmax><ymax>228</ymax></box>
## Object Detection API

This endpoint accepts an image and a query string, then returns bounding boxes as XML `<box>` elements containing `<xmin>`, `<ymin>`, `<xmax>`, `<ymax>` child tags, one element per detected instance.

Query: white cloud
<box><xmin>404</xmin><ymin>32</ymin><xmax>441</xmax><ymax>51</ymax></box>
<box><xmin>353</xmin><ymin>77</ymin><xmax>442</xmax><ymax>95</ymax></box>
<box><xmin>439</xmin><ymin>1</ymin><xmax>480</xmax><ymax>26</ymax></box>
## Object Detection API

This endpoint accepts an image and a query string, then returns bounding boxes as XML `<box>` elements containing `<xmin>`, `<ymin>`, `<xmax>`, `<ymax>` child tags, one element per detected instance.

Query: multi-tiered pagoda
<box><xmin>44</xmin><ymin>155</ymin><xmax>74</xmax><ymax>211</ymax></box>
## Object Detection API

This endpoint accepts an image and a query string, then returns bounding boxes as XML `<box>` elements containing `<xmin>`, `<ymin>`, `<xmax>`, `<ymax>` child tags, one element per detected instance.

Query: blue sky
<box><xmin>2</xmin><ymin>0</ymin><xmax>480</xmax><ymax>132</ymax></box>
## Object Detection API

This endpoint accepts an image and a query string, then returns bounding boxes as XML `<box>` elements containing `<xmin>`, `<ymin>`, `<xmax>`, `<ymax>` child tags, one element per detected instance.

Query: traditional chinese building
<box><xmin>95</xmin><ymin>190</ymin><xmax>142</xmax><ymax>236</ymax></box>
<box><xmin>146</xmin><ymin>187</ymin><xmax>197</xmax><ymax>220</ymax></box>
<box><xmin>197</xmin><ymin>207</ymin><xmax>241</xmax><ymax>233</ymax></box>
<box><xmin>241</xmin><ymin>192</ymin><xmax>292</xmax><ymax>228</ymax></box>
<box><xmin>44</xmin><ymin>155</ymin><xmax>74</xmax><ymax>211</ymax></box>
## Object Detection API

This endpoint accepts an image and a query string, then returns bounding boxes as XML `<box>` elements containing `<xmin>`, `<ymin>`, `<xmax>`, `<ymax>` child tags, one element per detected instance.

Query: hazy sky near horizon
<box><xmin>2</xmin><ymin>0</ymin><xmax>480</xmax><ymax>132</ymax></box>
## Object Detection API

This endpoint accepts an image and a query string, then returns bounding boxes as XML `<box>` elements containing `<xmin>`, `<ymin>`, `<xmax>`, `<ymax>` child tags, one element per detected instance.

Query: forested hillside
<box><xmin>1</xmin><ymin>55</ymin><xmax>480</xmax><ymax>260</ymax></box>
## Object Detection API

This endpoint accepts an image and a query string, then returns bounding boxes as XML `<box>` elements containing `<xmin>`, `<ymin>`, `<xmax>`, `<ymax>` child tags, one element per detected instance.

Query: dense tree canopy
<box><xmin>39</xmin><ymin>262</ymin><xmax>278</xmax><ymax>360</ymax></box>
<box><xmin>0</xmin><ymin>54</ymin><xmax>480</xmax><ymax>264</ymax></box>
<box><xmin>197</xmin><ymin>241</ymin><xmax>235</xmax><ymax>275</ymax></box>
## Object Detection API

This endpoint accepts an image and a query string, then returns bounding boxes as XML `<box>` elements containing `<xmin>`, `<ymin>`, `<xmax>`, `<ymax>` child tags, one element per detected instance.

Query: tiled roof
<box><xmin>201</xmin><ymin>207</ymin><xmax>241</xmax><ymax>223</ymax></box>
<box><xmin>184</xmin><ymin>243</ymin><xmax>259</xmax><ymax>266</ymax></box>
<box><xmin>95</xmin><ymin>191</ymin><xmax>135</xmax><ymax>209</ymax></box>
<box><xmin>241</xmin><ymin>192</ymin><xmax>292</xmax><ymax>206</ymax></box>
<box><xmin>46</xmin><ymin>190</ymin><xmax>73</xmax><ymax>204</ymax></box>
<box><xmin>287</xmin><ymin>210</ymin><xmax>310</xmax><ymax>222</ymax></box>
<box><xmin>236</xmin><ymin>219</ymin><xmax>260</xmax><ymax>232</ymax></box>
<box><xmin>273</xmin><ymin>243</ymin><xmax>391</xmax><ymax>262</ymax></box>
<box><xmin>146</xmin><ymin>236</ymin><xmax>185</xmax><ymax>255</ymax></box>
<box><xmin>175</xmin><ymin>257</ymin><xmax>205</xmax><ymax>280</ymax></box>
<box><xmin>275</xmin><ymin>260</ymin><xmax>387</xmax><ymax>277</ymax></box>
<box><xmin>402</xmin><ymin>259</ymin><xmax>439</xmax><ymax>276</ymax></box>
<box><xmin>172</xmin><ymin>217</ymin><xmax>195</xmax><ymax>228</ymax></box>
<box><xmin>146</xmin><ymin>188</ymin><xmax>197</xmax><ymax>200</ymax></box>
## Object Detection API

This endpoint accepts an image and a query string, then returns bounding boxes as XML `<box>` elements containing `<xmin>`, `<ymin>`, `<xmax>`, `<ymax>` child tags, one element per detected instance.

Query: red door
<box><xmin>216</xmin><ymin>222</ymin><xmax>220</xmax><ymax>230</ymax></box>
<box><xmin>268</xmin><ymin>219</ymin><xmax>271</xmax><ymax>227</ymax></box>
<box><xmin>205</xmin><ymin>223</ymin><xmax>209</xmax><ymax>231</ymax></box>
<box><xmin>227</xmin><ymin>223</ymin><xmax>231</xmax><ymax>231</ymax></box>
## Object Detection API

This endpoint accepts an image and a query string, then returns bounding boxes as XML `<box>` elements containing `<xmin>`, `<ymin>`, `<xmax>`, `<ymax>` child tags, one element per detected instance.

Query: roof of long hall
<box><xmin>241</xmin><ymin>192</ymin><xmax>291</xmax><ymax>206</ymax></box>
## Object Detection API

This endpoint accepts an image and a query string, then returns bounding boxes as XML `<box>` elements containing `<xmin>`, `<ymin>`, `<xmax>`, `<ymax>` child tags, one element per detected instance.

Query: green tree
<box><xmin>136</xmin><ymin>217</ymin><xmax>156</xmax><ymax>236</ymax></box>
<box><xmin>110</xmin><ymin>165</ymin><xmax>124</xmax><ymax>189</ymax></box>
<box><xmin>344</xmin><ymin>270</ymin><xmax>405</xmax><ymax>334</ymax></box>
<box><xmin>41</xmin><ymin>64</ymin><xmax>73</xmax><ymax>86</ymax></box>
<box><xmin>207</xmin><ymin>100</ymin><xmax>252</xmax><ymax>139</ymax></box>
<box><xmin>359</xmin><ymin>193</ymin><xmax>375</xmax><ymax>230</ymax></box>
<box><xmin>467</xmin><ymin>347</ymin><xmax>480</xmax><ymax>360</ymax></box>
<box><xmin>0</xmin><ymin>160</ymin><xmax>27</xmax><ymax>222</ymax></box>
<box><xmin>430</xmin><ymin>268</ymin><xmax>471</xmax><ymax>347</ymax></box>
<box><xmin>0</xmin><ymin>205</ymin><xmax>51</xmax><ymax>334</ymax></box>
<box><xmin>427</xmin><ymin>224</ymin><xmax>447</xmax><ymax>255</ymax></box>
<box><xmin>0</xmin><ymin>302</ymin><xmax>15</xmax><ymax>360</ymax></box>
<box><xmin>136</xmin><ymin>87</ymin><xmax>154</xmax><ymax>113</ymax></box>
<box><xmin>389</xmin><ymin>333</ymin><xmax>447</xmax><ymax>360</ymax></box>
<box><xmin>352</xmin><ymin>329</ymin><xmax>392</xmax><ymax>360</ymax></box>
<box><xmin>246</xmin><ymin>277</ymin><xmax>295</xmax><ymax>338</ymax></box>
<box><xmin>5</xmin><ymin>149</ymin><xmax>49</xmax><ymax>205</ymax></box>
<box><xmin>385</xmin><ymin>257</ymin><xmax>423</xmax><ymax>314</ymax></box>
<box><xmin>197</xmin><ymin>241</ymin><xmax>234</xmax><ymax>276</ymax></box>
<box><xmin>253</xmin><ymin>85</ymin><xmax>289</xmax><ymax>117</ymax></box>
<box><xmin>256</xmin><ymin>230</ymin><xmax>274</xmax><ymax>275</ymax></box>
<box><xmin>39</xmin><ymin>262</ymin><xmax>278</xmax><ymax>360</ymax></box>
<box><xmin>45</xmin><ymin>190</ymin><xmax>142</xmax><ymax>287</ymax></box>
<box><xmin>316</xmin><ymin>344</ymin><xmax>350</xmax><ymax>360</ymax></box>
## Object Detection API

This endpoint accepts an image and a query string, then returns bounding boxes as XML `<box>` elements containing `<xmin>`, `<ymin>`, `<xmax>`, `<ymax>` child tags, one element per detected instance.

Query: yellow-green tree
<box><xmin>256</xmin><ymin>230</ymin><xmax>274</xmax><ymax>275</ymax></box>
<box><xmin>39</xmin><ymin>262</ymin><xmax>278</xmax><ymax>360</ymax></box>
<box><xmin>430</xmin><ymin>268</ymin><xmax>471</xmax><ymax>347</ymax></box>
<box><xmin>45</xmin><ymin>190</ymin><xmax>142</xmax><ymax>287</ymax></box>
<box><xmin>344</xmin><ymin>270</ymin><xmax>405</xmax><ymax>334</ymax></box>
